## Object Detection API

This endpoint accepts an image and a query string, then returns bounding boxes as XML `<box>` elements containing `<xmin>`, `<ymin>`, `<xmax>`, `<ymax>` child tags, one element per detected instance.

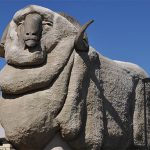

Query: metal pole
<box><xmin>144</xmin><ymin>81</ymin><xmax>148</xmax><ymax>150</ymax></box>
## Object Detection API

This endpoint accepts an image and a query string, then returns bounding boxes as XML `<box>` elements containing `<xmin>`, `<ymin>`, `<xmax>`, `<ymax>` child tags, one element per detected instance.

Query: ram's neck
<box><xmin>0</xmin><ymin>37</ymin><xmax>75</xmax><ymax>95</ymax></box>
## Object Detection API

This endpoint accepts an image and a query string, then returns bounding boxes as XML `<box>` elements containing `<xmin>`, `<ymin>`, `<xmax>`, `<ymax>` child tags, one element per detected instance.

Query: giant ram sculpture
<box><xmin>0</xmin><ymin>5</ymin><xmax>148</xmax><ymax>150</ymax></box>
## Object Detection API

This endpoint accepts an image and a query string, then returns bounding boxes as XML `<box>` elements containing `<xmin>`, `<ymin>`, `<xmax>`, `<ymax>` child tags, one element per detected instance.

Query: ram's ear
<box><xmin>0</xmin><ymin>45</ymin><xmax>4</xmax><ymax>58</ymax></box>
<box><xmin>0</xmin><ymin>23</ymin><xmax>10</xmax><ymax>57</ymax></box>
<box><xmin>74</xmin><ymin>20</ymin><xmax>94</xmax><ymax>52</ymax></box>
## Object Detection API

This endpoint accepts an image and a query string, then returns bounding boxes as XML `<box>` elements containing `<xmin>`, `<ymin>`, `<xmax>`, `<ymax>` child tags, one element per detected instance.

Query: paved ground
<box><xmin>0</xmin><ymin>125</ymin><xmax>5</xmax><ymax>138</ymax></box>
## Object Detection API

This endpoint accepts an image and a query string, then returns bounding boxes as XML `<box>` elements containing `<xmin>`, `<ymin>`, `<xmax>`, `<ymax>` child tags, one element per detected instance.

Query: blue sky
<box><xmin>0</xmin><ymin>0</ymin><xmax>150</xmax><ymax>75</ymax></box>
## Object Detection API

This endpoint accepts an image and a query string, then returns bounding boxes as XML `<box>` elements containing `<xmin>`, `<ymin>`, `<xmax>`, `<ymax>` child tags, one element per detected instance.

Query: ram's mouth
<box><xmin>25</xmin><ymin>39</ymin><xmax>38</xmax><ymax>48</ymax></box>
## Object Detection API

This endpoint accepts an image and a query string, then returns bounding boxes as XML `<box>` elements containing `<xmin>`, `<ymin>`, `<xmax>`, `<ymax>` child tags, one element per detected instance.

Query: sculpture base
<box><xmin>44</xmin><ymin>134</ymin><xmax>72</xmax><ymax>150</ymax></box>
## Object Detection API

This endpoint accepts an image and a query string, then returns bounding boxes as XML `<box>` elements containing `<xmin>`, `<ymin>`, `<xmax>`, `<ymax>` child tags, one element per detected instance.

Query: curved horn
<box><xmin>74</xmin><ymin>20</ymin><xmax>94</xmax><ymax>52</ymax></box>
<box><xmin>0</xmin><ymin>23</ymin><xmax>10</xmax><ymax>57</ymax></box>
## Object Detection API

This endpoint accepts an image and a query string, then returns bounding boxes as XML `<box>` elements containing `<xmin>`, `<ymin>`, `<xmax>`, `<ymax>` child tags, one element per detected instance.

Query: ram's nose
<box><xmin>25</xmin><ymin>31</ymin><xmax>38</xmax><ymax>37</ymax></box>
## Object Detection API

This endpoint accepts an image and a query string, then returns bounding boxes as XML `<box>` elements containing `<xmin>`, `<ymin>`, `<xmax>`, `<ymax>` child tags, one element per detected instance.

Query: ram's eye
<box><xmin>18</xmin><ymin>21</ymin><xmax>24</xmax><ymax>26</ymax></box>
<box><xmin>42</xmin><ymin>21</ymin><xmax>53</xmax><ymax>26</ymax></box>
